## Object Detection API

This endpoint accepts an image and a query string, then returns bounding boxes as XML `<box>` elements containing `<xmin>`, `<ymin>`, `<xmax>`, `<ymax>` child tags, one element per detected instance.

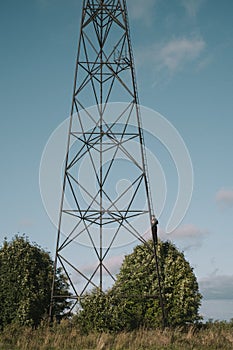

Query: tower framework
<box><xmin>50</xmin><ymin>0</ymin><xmax>166</xmax><ymax>326</ymax></box>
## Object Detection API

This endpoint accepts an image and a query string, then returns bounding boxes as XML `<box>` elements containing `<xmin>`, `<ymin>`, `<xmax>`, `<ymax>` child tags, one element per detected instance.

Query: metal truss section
<box><xmin>50</xmin><ymin>0</ymin><xmax>166</xmax><ymax>325</ymax></box>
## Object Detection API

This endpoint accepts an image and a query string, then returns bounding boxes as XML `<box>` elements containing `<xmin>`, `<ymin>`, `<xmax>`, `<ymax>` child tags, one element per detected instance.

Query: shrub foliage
<box><xmin>0</xmin><ymin>235</ymin><xmax>70</xmax><ymax>328</ymax></box>
<box><xmin>76</xmin><ymin>240</ymin><xmax>202</xmax><ymax>332</ymax></box>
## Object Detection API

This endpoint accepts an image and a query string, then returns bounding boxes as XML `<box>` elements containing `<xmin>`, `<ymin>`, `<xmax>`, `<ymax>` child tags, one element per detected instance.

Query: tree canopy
<box><xmin>0</xmin><ymin>235</ymin><xmax>70</xmax><ymax>328</ymax></box>
<box><xmin>76</xmin><ymin>240</ymin><xmax>202</xmax><ymax>332</ymax></box>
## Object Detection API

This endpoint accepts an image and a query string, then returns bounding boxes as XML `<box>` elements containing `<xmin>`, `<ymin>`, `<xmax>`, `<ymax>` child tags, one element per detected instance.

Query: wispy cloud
<box><xmin>196</xmin><ymin>54</ymin><xmax>213</xmax><ymax>71</ymax></box>
<box><xmin>103</xmin><ymin>255</ymin><xmax>124</xmax><ymax>274</ymax></box>
<box><xmin>81</xmin><ymin>254</ymin><xmax>124</xmax><ymax>277</ymax></box>
<box><xmin>216</xmin><ymin>188</ymin><xmax>233</xmax><ymax>208</ymax></box>
<box><xmin>18</xmin><ymin>219</ymin><xmax>34</xmax><ymax>228</ymax></box>
<box><xmin>127</xmin><ymin>0</ymin><xmax>157</xmax><ymax>24</ymax></box>
<box><xmin>36</xmin><ymin>0</ymin><xmax>50</xmax><ymax>8</ymax></box>
<box><xmin>159</xmin><ymin>37</ymin><xmax>205</xmax><ymax>71</ymax></box>
<box><xmin>171</xmin><ymin>224</ymin><xmax>208</xmax><ymax>239</ymax></box>
<box><xmin>180</xmin><ymin>0</ymin><xmax>205</xmax><ymax>18</ymax></box>
<box><xmin>136</xmin><ymin>37</ymin><xmax>205</xmax><ymax>74</ymax></box>
<box><xmin>199</xmin><ymin>274</ymin><xmax>233</xmax><ymax>300</ymax></box>
<box><xmin>159</xmin><ymin>224</ymin><xmax>209</xmax><ymax>250</ymax></box>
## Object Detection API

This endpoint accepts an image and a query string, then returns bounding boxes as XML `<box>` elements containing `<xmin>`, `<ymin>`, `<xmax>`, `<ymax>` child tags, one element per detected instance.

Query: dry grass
<box><xmin>0</xmin><ymin>321</ymin><xmax>233</xmax><ymax>350</ymax></box>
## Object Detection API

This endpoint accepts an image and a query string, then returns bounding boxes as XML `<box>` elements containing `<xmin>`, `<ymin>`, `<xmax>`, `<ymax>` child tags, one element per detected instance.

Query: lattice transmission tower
<box><xmin>50</xmin><ymin>0</ymin><xmax>166</xmax><ymax>325</ymax></box>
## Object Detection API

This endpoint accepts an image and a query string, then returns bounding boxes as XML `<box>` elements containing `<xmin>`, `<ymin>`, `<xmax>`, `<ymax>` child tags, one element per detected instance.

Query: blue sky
<box><xmin>0</xmin><ymin>0</ymin><xmax>233</xmax><ymax>321</ymax></box>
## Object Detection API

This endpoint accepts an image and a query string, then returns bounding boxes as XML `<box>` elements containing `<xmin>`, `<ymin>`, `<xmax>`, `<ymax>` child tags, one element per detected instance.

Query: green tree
<box><xmin>76</xmin><ymin>240</ymin><xmax>202</xmax><ymax>332</ymax></box>
<box><xmin>0</xmin><ymin>235</ymin><xmax>70</xmax><ymax>328</ymax></box>
<box><xmin>76</xmin><ymin>289</ymin><xmax>115</xmax><ymax>333</ymax></box>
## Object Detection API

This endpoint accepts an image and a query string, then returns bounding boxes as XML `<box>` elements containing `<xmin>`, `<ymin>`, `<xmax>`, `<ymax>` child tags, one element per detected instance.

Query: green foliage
<box><xmin>0</xmin><ymin>235</ymin><xmax>70</xmax><ymax>328</ymax></box>
<box><xmin>76</xmin><ymin>289</ymin><xmax>115</xmax><ymax>333</ymax></box>
<box><xmin>113</xmin><ymin>240</ymin><xmax>202</xmax><ymax>328</ymax></box>
<box><xmin>76</xmin><ymin>240</ymin><xmax>202</xmax><ymax>332</ymax></box>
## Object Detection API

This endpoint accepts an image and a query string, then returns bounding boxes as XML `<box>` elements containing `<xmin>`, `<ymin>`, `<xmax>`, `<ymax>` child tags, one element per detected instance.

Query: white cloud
<box><xmin>127</xmin><ymin>0</ymin><xmax>156</xmax><ymax>23</ymax></box>
<box><xmin>199</xmin><ymin>274</ymin><xmax>233</xmax><ymax>300</ymax></box>
<box><xmin>158</xmin><ymin>37</ymin><xmax>205</xmax><ymax>71</ymax></box>
<box><xmin>136</xmin><ymin>37</ymin><xmax>205</xmax><ymax>73</ymax></box>
<box><xmin>216</xmin><ymin>188</ymin><xmax>233</xmax><ymax>208</ymax></box>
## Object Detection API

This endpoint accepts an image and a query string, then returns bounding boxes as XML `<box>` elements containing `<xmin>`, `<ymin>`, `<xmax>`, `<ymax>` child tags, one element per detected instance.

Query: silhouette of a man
<box><xmin>151</xmin><ymin>216</ymin><xmax>158</xmax><ymax>244</ymax></box>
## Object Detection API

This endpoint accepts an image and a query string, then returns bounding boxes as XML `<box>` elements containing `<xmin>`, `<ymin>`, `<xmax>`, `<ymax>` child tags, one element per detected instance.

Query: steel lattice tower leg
<box><xmin>49</xmin><ymin>0</ymin><xmax>166</xmax><ymax>327</ymax></box>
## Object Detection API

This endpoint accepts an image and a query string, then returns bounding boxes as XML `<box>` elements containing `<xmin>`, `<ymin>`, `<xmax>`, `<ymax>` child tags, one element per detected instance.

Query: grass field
<box><xmin>1</xmin><ymin>320</ymin><xmax>233</xmax><ymax>350</ymax></box>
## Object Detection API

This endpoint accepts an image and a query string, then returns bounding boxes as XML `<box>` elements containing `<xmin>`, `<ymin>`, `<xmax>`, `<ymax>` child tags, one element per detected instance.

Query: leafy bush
<box><xmin>0</xmin><ymin>235</ymin><xmax>70</xmax><ymax>328</ymax></box>
<box><xmin>76</xmin><ymin>240</ymin><xmax>202</xmax><ymax>332</ymax></box>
